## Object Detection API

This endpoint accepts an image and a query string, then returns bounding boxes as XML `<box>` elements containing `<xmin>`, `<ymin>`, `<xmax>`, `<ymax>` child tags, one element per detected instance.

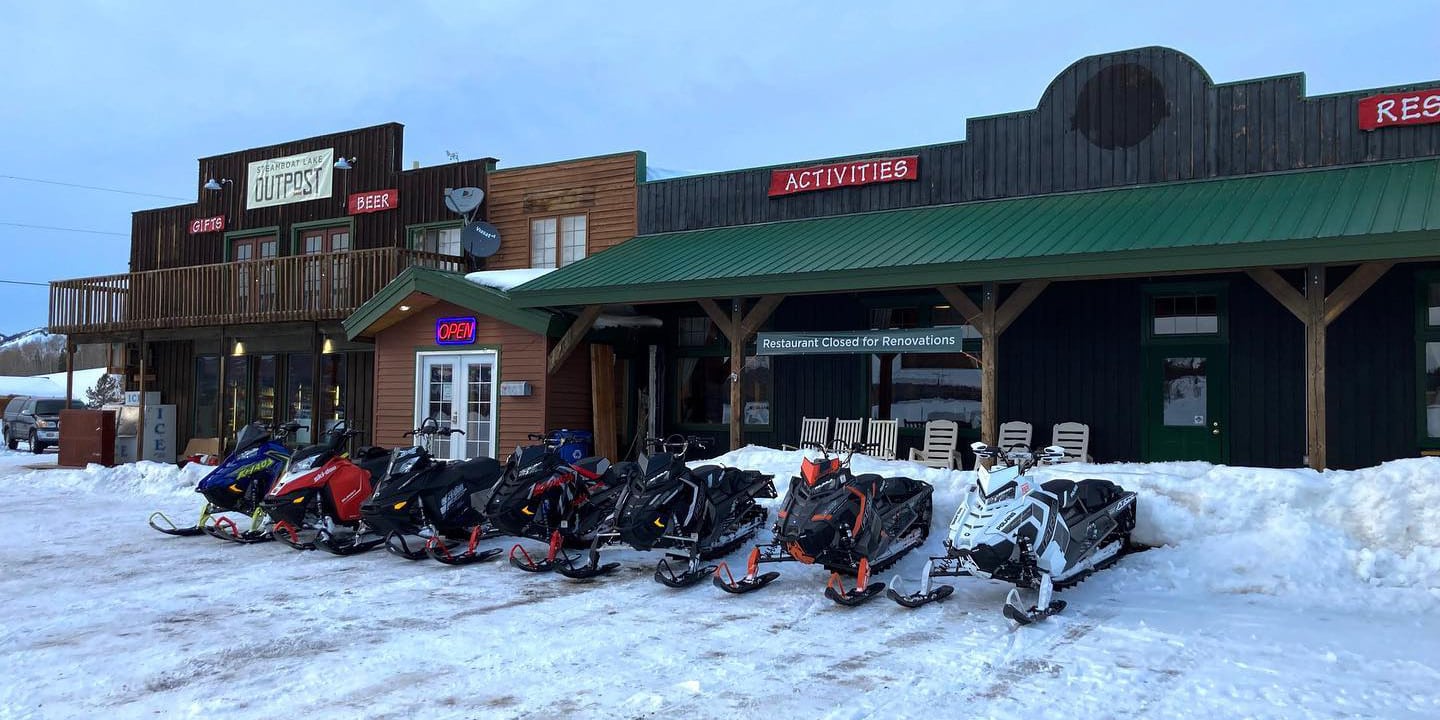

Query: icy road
<box><xmin>1</xmin><ymin>449</ymin><xmax>1438</xmax><ymax>719</ymax></box>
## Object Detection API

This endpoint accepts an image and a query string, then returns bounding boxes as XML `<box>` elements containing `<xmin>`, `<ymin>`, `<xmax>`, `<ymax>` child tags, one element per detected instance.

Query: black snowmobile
<box><xmin>320</xmin><ymin>418</ymin><xmax>505</xmax><ymax>561</ymax></box>
<box><xmin>491</xmin><ymin>433</ymin><xmax>633</xmax><ymax>572</ymax></box>
<box><xmin>714</xmin><ymin>442</ymin><xmax>935</xmax><ymax>606</ymax></box>
<box><xmin>887</xmin><ymin>442</ymin><xmax>1137</xmax><ymax>625</ymax></box>
<box><xmin>552</xmin><ymin>435</ymin><xmax>777</xmax><ymax>587</ymax></box>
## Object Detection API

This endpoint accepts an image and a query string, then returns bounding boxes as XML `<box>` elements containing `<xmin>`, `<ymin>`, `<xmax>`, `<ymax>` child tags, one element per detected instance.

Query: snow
<box><xmin>0</xmin><ymin>328</ymin><xmax>60</xmax><ymax>352</ymax></box>
<box><xmin>32</xmin><ymin>367</ymin><xmax>114</xmax><ymax>401</ymax></box>
<box><xmin>464</xmin><ymin>268</ymin><xmax>555</xmax><ymax>291</ymax></box>
<box><xmin>0</xmin><ymin>375</ymin><xmax>63</xmax><ymax>398</ymax></box>
<box><xmin>2</xmin><ymin>448</ymin><xmax>1439</xmax><ymax>718</ymax></box>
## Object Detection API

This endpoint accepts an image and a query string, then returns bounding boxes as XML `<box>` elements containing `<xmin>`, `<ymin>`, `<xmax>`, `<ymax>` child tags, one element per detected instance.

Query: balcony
<box><xmin>49</xmin><ymin>247</ymin><xmax>463</xmax><ymax>335</ymax></box>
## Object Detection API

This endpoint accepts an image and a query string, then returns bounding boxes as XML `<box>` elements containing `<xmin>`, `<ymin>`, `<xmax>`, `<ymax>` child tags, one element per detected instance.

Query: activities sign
<box><xmin>768</xmin><ymin>155</ymin><xmax>919</xmax><ymax>197</ymax></box>
<box><xmin>246</xmin><ymin>148</ymin><xmax>334</xmax><ymax>209</ymax></box>
<box><xmin>756</xmin><ymin>327</ymin><xmax>975</xmax><ymax>355</ymax></box>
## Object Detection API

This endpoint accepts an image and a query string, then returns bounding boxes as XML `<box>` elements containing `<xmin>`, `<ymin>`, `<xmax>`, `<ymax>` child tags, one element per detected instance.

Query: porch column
<box><xmin>65</xmin><ymin>342</ymin><xmax>75</xmax><ymax>407</ymax></box>
<box><xmin>590</xmin><ymin>344</ymin><xmax>618</xmax><ymax>461</ymax></box>
<box><xmin>699</xmin><ymin>295</ymin><xmax>784</xmax><ymax>451</ymax></box>
<box><xmin>1247</xmin><ymin>262</ymin><xmax>1392</xmax><ymax>470</ymax></box>
<box><xmin>938</xmin><ymin>280</ymin><xmax>1049</xmax><ymax>446</ymax></box>
<box><xmin>137</xmin><ymin>331</ymin><xmax>147</xmax><ymax>460</ymax></box>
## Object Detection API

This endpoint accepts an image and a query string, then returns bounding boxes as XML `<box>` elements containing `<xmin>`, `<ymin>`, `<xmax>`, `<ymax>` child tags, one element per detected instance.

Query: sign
<box><xmin>348</xmin><ymin>188</ymin><xmax>399</xmax><ymax>214</ymax></box>
<box><xmin>499</xmin><ymin>381</ymin><xmax>532</xmax><ymax>397</ymax></box>
<box><xmin>188</xmin><ymin>215</ymin><xmax>225</xmax><ymax>234</ymax></box>
<box><xmin>123</xmin><ymin>391</ymin><xmax>161</xmax><ymax>406</ymax></box>
<box><xmin>246</xmin><ymin>148</ymin><xmax>334</xmax><ymax>210</ymax></box>
<box><xmin>768</xmin><ymin>155</ymin><xmax>919</xmax><ymax>197</ymax></box>
<box><xmin>434</xmin><ymin>316</ymin><xmax>478</xmax><ymax>345</ymax></box>
<box><xmin>756</xmin><ymin>326</ymin><xmax>976</xmax><ymax>355</ymax></box>
<box><xmin>1358</xmin><ymin>89</ymin><xmax>1440</xmax><ymax>130</ymax></box>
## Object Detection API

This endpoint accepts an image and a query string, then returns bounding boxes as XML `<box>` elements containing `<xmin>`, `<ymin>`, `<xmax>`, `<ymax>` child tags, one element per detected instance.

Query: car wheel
<box><xmin>30</xmin><ymin>430</ymin><xmax>42</xmax><ymax>454</ymax></box>
<box><xmin>3</xmin><ymin>429</ymin><xmax>14</xmax><ymax>450</ymax></box>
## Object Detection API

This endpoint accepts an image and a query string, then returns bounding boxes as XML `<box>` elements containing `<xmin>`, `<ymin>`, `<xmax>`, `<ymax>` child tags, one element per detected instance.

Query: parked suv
<box><xmin>4</xmin><ymin>396</ymin><xmax>84</xmax><ymax>454</ymax></box>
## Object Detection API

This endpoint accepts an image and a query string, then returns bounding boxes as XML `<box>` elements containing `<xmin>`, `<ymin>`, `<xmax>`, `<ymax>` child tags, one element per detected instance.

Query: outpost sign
<box><xmin>246</xmin><ymin>148</ymin><xmax>335</xmax><ymax>210</ymax></box>
<box><xmin>756</xmin><ymin>326</ymin><xmax>975</xmax><ymax>355</ymax></box>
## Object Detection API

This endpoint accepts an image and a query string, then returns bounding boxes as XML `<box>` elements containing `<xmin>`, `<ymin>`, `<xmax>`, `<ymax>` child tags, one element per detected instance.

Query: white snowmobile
<box><xmin>887</xmin><ymin>442</ymin><xmax>1136</xmax><ymax>625</ymax></box>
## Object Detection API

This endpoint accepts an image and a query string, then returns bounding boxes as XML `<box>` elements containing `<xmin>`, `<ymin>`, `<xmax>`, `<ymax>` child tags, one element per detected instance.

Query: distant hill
<box><xmin>0</xmin><ymin>328</ymin><xmax>108</xmax><ymax>376</ymax></box>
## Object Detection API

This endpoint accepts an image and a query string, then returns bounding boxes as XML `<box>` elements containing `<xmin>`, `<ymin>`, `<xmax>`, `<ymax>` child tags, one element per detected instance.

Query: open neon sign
<box><xmin>435</xmin><ymin>316</ymin><xmax>477</xmax><ymax>345</ymax></box>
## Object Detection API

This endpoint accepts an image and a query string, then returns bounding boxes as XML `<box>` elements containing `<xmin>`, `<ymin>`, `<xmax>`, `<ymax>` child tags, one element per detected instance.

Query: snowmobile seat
<box><xmin>1040</xmin><ymin>479</ymin><xmax>1077</xmax><ymax>508</ymax></box>
<box><xmin>1041</xmin><ymin>478</ymin><xmax>1121</xmax><ymax>516</ymax></box>
<box><xmin>876</xmin><ymin>476</ymin><xmax>921</xmax><ymax>503</ymax></box>
<box><xmin>439</xmin><ymin>456</ymin><xmax>504</xmax><ymax>487</ymax></box>
<box><xmin>355</xmin><ymin>445</ymin><xmax>390</xmax><ymax>460</ymax></box>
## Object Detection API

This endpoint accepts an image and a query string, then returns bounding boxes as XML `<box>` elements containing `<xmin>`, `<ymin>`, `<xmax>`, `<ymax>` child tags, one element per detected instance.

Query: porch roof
<box><xmin>343</xmin><ymin>266</ymin><xmax>561</xmax><ymax>340</ymax></box>
<box><xmin>510</xmin><ymin>158</ymin><xmax>1440</xmax><ymax>307</ymax></box>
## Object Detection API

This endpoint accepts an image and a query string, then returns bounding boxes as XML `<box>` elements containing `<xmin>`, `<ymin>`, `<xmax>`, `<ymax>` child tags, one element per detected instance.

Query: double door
<box><xmin>416</xmin><ymin>352</ymin><xmax>497</xmax><ymax>461</ymax></box>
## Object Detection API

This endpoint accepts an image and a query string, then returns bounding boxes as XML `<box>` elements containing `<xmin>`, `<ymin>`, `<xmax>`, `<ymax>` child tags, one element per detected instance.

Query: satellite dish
<box><xmin>462</xmin><ymin>221</ymin><xmax>501</xmax><ymax>270</ymax></box>
<box><xmin>444</xmin><ymin>187</ymin><xmax>485</xmax><ymax>216</ymax></box>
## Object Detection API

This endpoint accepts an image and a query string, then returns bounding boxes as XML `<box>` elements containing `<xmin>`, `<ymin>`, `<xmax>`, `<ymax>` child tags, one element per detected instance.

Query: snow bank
<box><xmin>0</xmin><ymin>459</ymin><xmax>204</xmax><ymax>498</ymax></box>
<box><xmin>702</xmin><ymin>447</ymin><xmax>1440</xmax><ymax>611</ymax></box>
<box><xmin>32</xmin><ymin>367</ymin><xmax>114</xmax><ymax>400</ymax></box>
<box><xmin>464</xmin><ymin>268</ymin><xmax>555</xmax><ymax>291</ymax></box>
<box><xmin>0</xmin><ymin>375</ymin><xmax>64</xmax><ymax>398</ymax></box>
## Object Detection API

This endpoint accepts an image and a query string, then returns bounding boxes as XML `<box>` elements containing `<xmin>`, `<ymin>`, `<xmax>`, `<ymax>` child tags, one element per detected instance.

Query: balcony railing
<box><xmin>50</xmin><ymin>247</ymin><xmax>463</xmax><ymax>334</ymax></box>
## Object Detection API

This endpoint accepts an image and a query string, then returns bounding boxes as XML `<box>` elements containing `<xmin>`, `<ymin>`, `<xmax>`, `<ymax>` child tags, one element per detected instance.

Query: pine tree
<box><xmin>86</xmin><ymin>373</ymin><xmax>124</xmax><ymax>408</ymax></box>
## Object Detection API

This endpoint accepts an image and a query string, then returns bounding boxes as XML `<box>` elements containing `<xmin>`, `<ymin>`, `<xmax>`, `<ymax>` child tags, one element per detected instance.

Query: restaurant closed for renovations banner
<box><xmin>756</xmin><ymin>327</ymin><xmax>976</xmax><ymax>355</ymax></box>
<box><xmin>246</xmin><ymin>147</ymin><xmax>334</xmax><ymax>210</ymax></box>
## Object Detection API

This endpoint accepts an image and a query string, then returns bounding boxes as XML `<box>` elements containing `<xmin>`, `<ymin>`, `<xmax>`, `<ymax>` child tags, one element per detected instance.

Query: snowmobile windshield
<box><xmin>233</xmin><ymin>423</ymin><xmax>271</xmax><ymax>453</ymax></box>
<box><xmin>286</xmin><ymin>445</ymin><xmax>331</xmax><ymax>473</ymax></box>
<box><xmin>513</xmin><ymin>445</ymin><xmax>556</xmax><ymax>480</ymax></box>
<box><xmin>800</xmin><ymin>457</ymin><xmax>842</xmax><ymax>489</ymax></box>
<box><xmin>388</xmin><ymin>447</ymin><xmax>427</xmax><ymax>478</ymax></box>
<box><xmin>639</xmin><ymin>453</ymin><xmax>678</xmax><ymax>489</ymax></box>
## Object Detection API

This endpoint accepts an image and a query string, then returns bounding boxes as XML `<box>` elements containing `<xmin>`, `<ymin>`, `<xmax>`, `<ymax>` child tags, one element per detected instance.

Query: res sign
<box><xmin>1358</xmin><ymin>88</ymin><xmax>1440</xmax><ymax>130</ymax></box>
<box><xmin>434</xmin><ymin>316</ymin><xmax>478</xmax><ymax>345</ymax></box>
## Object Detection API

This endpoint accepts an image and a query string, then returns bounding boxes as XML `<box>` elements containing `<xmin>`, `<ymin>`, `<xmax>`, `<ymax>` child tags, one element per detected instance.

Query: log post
<box><xmin>590</xmin><ymin>344</ymin><xmax>618</xmax><ymax>461</ymax></box>
<box><xmin>137</xmin><ymin>332</ymin><xmax>147</xmax><ymax>463</ymax></box>
<box><xmin>980</xmin><ymin>283</ymin><xmax>998</xmax><ymax>446</ymax></box>
<box><xmin>65</xmin><ymin>342</ymin><xmax>75</xmax><ymax>408</ymax></box>
<box><xmin>547</xmin><ymin>305</ymin><xmax>603</xmax><ymax>375</ymax></box>
<box><xmin>729</xmin><ymin>299</ymin><xmax>743</xmax><ymax>451</ymax></box>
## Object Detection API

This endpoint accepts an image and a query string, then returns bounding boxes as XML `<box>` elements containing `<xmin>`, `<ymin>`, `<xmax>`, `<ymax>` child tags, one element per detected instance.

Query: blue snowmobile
<box><xmin>148</xmin><ymin>421</ymin><xmax>300</xmax><ymax>544</ymax></box>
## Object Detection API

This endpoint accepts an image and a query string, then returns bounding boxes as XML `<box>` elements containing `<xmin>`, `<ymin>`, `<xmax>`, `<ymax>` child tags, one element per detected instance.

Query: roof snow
<box><xmin>464</xmin><ymin>268</ymin><xmax>556</xmax><ymax>292</ymax></box>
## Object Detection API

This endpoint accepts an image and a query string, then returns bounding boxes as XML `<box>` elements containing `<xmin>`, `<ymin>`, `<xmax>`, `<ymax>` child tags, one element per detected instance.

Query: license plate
<box><xmin>39</xmin><ymin>432</ymin><xmax>58</xmax><ymax>440</ymax></box>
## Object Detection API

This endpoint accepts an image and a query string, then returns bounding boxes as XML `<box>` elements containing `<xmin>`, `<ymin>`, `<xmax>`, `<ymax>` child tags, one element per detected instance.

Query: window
<box><xmin>300</xmin><ymin>225</ymin><xmax>352</xmax><ymax>309</ymax></box>
<box><xmin>286</xmin><ymin>353</ymin><xmax>313</xmax><ymax>446</ymax></box>
<box><xmin>317</xmin><ymin>353</ymin><xmax>348</xmax><ymax>433</ymax></box>
<box><xmin>679</xmin><ymin>317</ymin><xmax>722</xmax><ymax>347</ymax></box>
<box><xmin>1151</xmin><ymin>294</ymin><xmax>1219</xmax><ymax>336</ymax></box>
<box><xmin>676</xmin><ymin>355</ymin><xmax>772</xmax><ymax>426</ymax></box>
<box><xmin>193</xmin><ymin>356</ymin><xmax>219</xmax><ymax>439</ymax></box>
<box><xmin>531</xmin><ymin>214</ymin><xmax>586</xmax><ymax>268</ymax></box>
<box><xmin>1422</xmin><ymin>277</ymin><xmax>1440</xmax><ymax>445</ymax></box>
<box><xmin>413</xmin><ymin>225</ymin><xmax>462</xmax><ymax>256</ymax></box>
<box><xmin>231</xmin><ymin>235</ymin><xmax>278</xmax><ymax>312</ymax></box>
<box><xmin>866</xmin><ymin>301</ymin><xmax>981</xmax><ymax>428</ymax></box>
<box><xmin>222</xmin><ymin>355</ymin><xmax>250</xmax><ymax>444</ymax></box>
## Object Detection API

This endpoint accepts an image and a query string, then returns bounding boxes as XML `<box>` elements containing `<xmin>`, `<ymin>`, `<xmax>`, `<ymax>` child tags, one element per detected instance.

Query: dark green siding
<box><xmin>1229</xmin><ymin>275</ymin><xmax>1305</xmax><ymax>467</ymax></box>
<box><xmin>749</xmin><ymin>295</ymin><xmax>869</xmax><ymax>449</ymax></box>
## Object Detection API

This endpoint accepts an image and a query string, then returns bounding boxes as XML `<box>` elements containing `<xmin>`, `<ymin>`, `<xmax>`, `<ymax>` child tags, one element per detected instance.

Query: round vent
<box><xmin>1072</xmin><ymin>63</ymin><xmax>1169</xmax><ymax>150</ymax></box>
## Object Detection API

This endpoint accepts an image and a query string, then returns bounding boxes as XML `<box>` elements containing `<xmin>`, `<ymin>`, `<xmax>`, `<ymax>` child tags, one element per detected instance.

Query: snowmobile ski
<box><xmin>386</xmin><ymin>531</ymin><xmax>440</xmax><ymax>560</ymax></box>
<box><xmin>822</xmin><ymin>558</ymin><xmax>885</xmax><ymax>607</ymax></box>
<box><xmin>312</xmin><ymin>528</ymin><xmax>387</xmax><ymax>556</ymax></box>
<box><xmin>271</xmin><ymin>520</ymin><xmax>316</xmax><ymax>550</ymax></box>
<box><xmin>147</xmin><ymin>509</ymin><xmax>209</xmax><ymax>537</ymax></box>
<box><xmin>204</xmin><ymin>512</ymin><xmax>273</xmax><ymax>544</ymax></box>
<box><xmin>425</xmin><ymin>526</ymin><xmax>503</xmax><ymax>566</ymax></box>
<box><xmin>885</xmin><ymin>558</ymin><xmax>963</xmax><ymax>608</ymax></box>
<box><xmin>1003</xmin><ymin>596</ymin><xmax>1067</xmax><ymax>626</ymax></box>
<box><xmin>885</xmin><ymin>582</ymin><xmax>955</xmax><ymax>608</ymax></box>
<box><xmin>712</xmin><ymin>549</ymin><xmax>781</xmax><ymax>594</ymax></box>
<box><xmin>653</xmin><ymin>556</ymin><xmax>716</xmax><ymax>588</ymax></box>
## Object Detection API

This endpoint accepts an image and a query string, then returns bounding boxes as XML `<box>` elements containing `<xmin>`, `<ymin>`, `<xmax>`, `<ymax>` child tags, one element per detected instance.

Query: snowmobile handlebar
<box><xmin>404</xmin><ymin>417</ymin><xmax>465</xmax><ymax>437</ymax></box>
<box><xmin>645</xmin><ymin>434</ymin><xmax>708</xmax><ymax>456</ymax></box>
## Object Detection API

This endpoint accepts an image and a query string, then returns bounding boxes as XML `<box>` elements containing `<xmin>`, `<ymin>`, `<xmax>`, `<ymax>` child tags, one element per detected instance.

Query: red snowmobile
<box><xmin>260</xmin><ymin>421</ymin><xmax>392</xmax><ymax>552</ymax></box>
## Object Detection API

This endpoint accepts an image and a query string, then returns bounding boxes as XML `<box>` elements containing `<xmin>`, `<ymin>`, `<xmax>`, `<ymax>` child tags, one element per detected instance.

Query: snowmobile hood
<box><xmin>976</xmin><ymin>463</ymin><xmax>1026</xmax><ymax>502</ymax></box>
<box><xmin>196</xmin><ymin>440</ymin><xmax>290</xmax><ymax>492</ymax></box>
<box><xmin>774</xmin><ymin>476</ymin><xmax>858</xmax><ymax>562</ymax></box>
<box><xmin>510</xmin><ymin>444</ymin><xmax>562</xmax><ymax>483</ymax></box>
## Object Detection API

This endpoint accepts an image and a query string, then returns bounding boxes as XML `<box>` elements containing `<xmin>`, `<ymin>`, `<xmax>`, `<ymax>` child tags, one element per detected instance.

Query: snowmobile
<box><xmin>491</xmin><ymin>433</ymin><xmax>633</xmax><ymax>572</ymax></box>
<box><xmin>148</xmin><ymin>421</ymin><xmax>300</xmax><ymax>543</ymax></box>
<box><xmin>886</xmin><ymin>442</ymin><xmax>1137</xmax><ymax>625</ymax></box>
<box><xmin>260</xmin><ymin>421</ymin><xmax>392</xmax><ymax>551</ymax></box>
<box><xmin>349</xmin><ymin>417</ymin><xmax>507</xmax><ymax>562</ymax></box>
<box><xmin>550</xmin><ymin>435</ymin><xmax>777</xmax><ymax>587</ymax></box>
<box><xmin>713</xmin><ymin>442</ymin><xmax>935</xmax><ymax>606</ymax></box>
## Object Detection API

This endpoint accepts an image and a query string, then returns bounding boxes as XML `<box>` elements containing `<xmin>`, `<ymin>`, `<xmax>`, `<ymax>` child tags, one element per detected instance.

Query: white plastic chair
<box><xmin>782</xmin><ymin>417</ymin><xmax>830</xmax><ymax>451</ymax></box>
<box><xmin>908</xmin><ymin>419</ymin><xmax>961</xmax><ymax>469</ymax></box>
<box><xmin>865</xmin><ymin>419</ymin><xmax>899</xmax><ymax>460</ymax></box>
<box><xmin>831</xmin><ymin>419</ymin><xmax>864</xmax><ymax>454</ymax></box>
<box><xmin>998</xmin><ymin>421</ymin><xmax>1033</xmax><ymax>452</ymax></box>
<box><xmin>1051</xmin><ymin>422</ymin><xmax>1092</xmax><ymax>463</ymax></box>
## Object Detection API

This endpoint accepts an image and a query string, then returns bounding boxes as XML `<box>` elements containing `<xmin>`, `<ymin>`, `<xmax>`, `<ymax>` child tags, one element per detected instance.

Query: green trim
<box><xmin>343</xmin><ymin>266</ymin><xmax>561</xmax><ymax>340</ymax></box>
<box><xmin>221</xmin><ymin>226</ymin><xmax>280</xmax><ymax>261</ymax></box>
<box><xmin>406</xmin><ymin>220</ymin><xmax>464</xmax><ymax>251</ymax></box>
<box><xmin>289</xmin><ymin>217</ymin><xmax>355</xmax><ymax>256</ymax></box>
<box><xmin>1140</xmin><ymin>281</ymin><xmax>1230</xmax><ymax>344</ymax></box>
<box><xmin>1418</xmin><ymin>270</ymin><xmax>1440</xmax><ymax>449</ymax></box>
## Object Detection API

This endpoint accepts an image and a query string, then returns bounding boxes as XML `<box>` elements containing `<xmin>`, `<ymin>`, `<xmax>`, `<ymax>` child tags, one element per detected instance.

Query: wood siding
<box><xmin>130</xmin><ymin>123</ymin><xmax>493</xmax><ymax>272</ymax></box>
<box><xmin>545</xmin><ymin>341</ymin><xmax>594</xmax><ymax>433</ymax></box>
<box><xmin>371</xmin><ymin>301</ymin><xmax>548</xmax><ymax>453</ymax></box>
<box><xmin>484</xmin><ymin>152</ymin><xmax>641</xmax><ymax>270</ymax></box>
<box><xmin>638</xmin><ymin>47</ymin><xmax>1440</xmax><ymax>235</ymax></box>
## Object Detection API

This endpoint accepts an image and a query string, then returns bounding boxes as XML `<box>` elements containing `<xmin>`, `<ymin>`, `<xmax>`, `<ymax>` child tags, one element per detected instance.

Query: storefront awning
<box><xmin>344</xmin><ymin>266</ymin><xmax>561</xmax><ymax>340</ymax></box>
<box><xmin>510</xmin><ymin>158</ymin><xmax>1440</xmax><ymax>307</ymax></box>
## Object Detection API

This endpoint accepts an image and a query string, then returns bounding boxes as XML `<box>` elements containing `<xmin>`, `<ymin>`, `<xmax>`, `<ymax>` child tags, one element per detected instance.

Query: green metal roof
<box><xmin>511</xmin><ymin>159</ymin><xmax>1440</xmax><ymax>307</ymax></box>
<box><xmin>344</xmin><ymin>266</ymin><xmax>561</xmax><ymax>340</ymax></box>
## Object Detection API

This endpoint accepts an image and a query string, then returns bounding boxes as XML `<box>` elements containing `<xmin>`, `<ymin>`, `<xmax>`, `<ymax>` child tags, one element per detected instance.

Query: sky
<box><xmin>1</xmin><ymin>0</ymin><xmax>1437</xmax><ymax>335</ymax></box>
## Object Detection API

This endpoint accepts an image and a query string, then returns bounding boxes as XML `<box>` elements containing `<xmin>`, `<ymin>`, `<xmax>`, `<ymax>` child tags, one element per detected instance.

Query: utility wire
<box><xmin>0</xmin><ymin>222</ymin><xmax>127</xmax><ymax>237</ymax></box>
<box><xmin>0</xmin><ymin>174</ymin><xmax>189</xmax><ymax>201</ymax></box>
<box><xmin>0</xmin><ymin>279</ymin><xmax>49</xmax><ymax>287</ymax></box>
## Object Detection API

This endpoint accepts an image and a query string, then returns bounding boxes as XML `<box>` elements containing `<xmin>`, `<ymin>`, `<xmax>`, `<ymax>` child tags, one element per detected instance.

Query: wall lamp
<box><xmin>334</xmin><ymin>157</ymin><xmax>356</xmax><ymax>170</ymax></box>
<box><xmin>204</xmin><ymin>178</ymin><xmax>233</xmax><ymax>191</ymax></box>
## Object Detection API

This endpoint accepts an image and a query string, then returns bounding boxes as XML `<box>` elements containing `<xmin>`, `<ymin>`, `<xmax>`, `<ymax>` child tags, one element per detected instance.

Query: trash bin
<box><xmin>548</xmin><ymin>429</ymin><xmax>594</xmax><ymax>463</ymax></box>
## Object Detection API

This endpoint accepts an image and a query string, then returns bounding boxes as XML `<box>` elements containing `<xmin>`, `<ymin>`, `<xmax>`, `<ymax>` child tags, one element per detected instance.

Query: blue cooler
<box><xmin>548</xmin><ymin>429</ymin><xmax>594</xmax><ymax>464</ymax></box>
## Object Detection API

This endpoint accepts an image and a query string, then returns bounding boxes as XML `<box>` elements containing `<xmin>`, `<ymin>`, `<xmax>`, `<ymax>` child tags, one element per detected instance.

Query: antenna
<box><xmin>446</xmin><ymin>150</ymin><xmax>460</xmax><ymax>162</ymax></box>
<box><xmin>443</xmin><ymin>187</ymin><xmax>484</xmax><ymax>220</ymax></box>
<box><xmin>461</xmin><ymin>221</ymin><xmax>502</xmax><ymax>271</ymax></box>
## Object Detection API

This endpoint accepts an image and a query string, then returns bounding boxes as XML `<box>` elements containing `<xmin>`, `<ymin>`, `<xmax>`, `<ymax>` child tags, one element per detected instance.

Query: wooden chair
<box><xmin>998</xmin><ymin>421</ymin><xmax>1033</xmax><ymax>452</ymax></box>
<box><xmin>1051</xmin><ymin>422</ymin><xmax>1092</xmax><ymax>463</ymax></box>
<box><xmin>865</xmin><ymin>419</ymin><xmax>899</xmax><ymax>460</ymax></box>
<box><xmin>908</xmin><ymin>419</ymin><xmax>961</xmax><ymax>469</ymax></box>
<box><xmin>831</xmin><ymin>418</ymin><xmax>865</xmax><ymax>454</ymax></box>
<box><xmin>781</xmin><ymin>417</ymin><xmax>830</xmax><ymax>451</ymax></box>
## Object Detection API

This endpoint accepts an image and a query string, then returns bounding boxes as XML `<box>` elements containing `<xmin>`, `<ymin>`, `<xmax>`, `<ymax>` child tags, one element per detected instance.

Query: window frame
<box><xmin>669</xmin><ymin>316</ymin><xmax>774</xmax><ymax>432</ymax></box>
<box><xmin>1141</xmin><ymin>281</ymin><xmax>1229</xmax><ymax>345</ymax></box>
<box><xmin>222</xmin><ymin>226</ymin><xmax>281</xmax><ymax>262</ymax></box>
<box><xmin>289</xmin><ymin>217</ymin><xmax>355</xmax><ymax>256</ymax></box>
<box><xmin>860</xmin><ymin>295</ymin><xmax>983</xmax><ymax>434</ymax></box>
<box><xmin>528</xmin><ymin>212</ymin><xmax>589</xmax><ymax>269</ymax></box>
<box><xmin>407</xmin><ymin>221</ymin><xmax>465</xmax><ymax>257</ymax></box>
<box><xmin>1417</xmin><ymin>270</ymin><xmax>1440</xmax><ymax>449</ymax></box>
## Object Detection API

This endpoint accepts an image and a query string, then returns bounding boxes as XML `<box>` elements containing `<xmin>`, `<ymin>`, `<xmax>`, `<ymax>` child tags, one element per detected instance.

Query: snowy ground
<box><xmin>2</xmin><ymin>448</ymin><xmax>1439</xmax><ymax>719</ymax></box>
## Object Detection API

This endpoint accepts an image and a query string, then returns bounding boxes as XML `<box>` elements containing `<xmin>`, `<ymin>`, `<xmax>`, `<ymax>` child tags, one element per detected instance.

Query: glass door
<box><xmin>417</xmin><ymin>352</ymin><xmax>498</xmax><ymax>461</ymax></box>
<box><xmin>1141</xmin><ymin>346</ymin><xmax>1229</xmax><ymax>463</ymax></box>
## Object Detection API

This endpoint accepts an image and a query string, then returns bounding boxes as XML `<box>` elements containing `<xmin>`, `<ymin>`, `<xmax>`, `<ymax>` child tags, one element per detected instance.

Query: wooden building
<box><xmin>49</xmin><ymin>124</ymin><xmax>494</xmax><ymax>451</ymax></box>
<box><xmin>505</xmin><ymin>46</ymin><xmax>1440</xmax><ymax>470</ymax></box>
<box><xmin>342</xmin><ymin>152</ymin><xmax>648</xmax><ymax>458</ymax></box>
